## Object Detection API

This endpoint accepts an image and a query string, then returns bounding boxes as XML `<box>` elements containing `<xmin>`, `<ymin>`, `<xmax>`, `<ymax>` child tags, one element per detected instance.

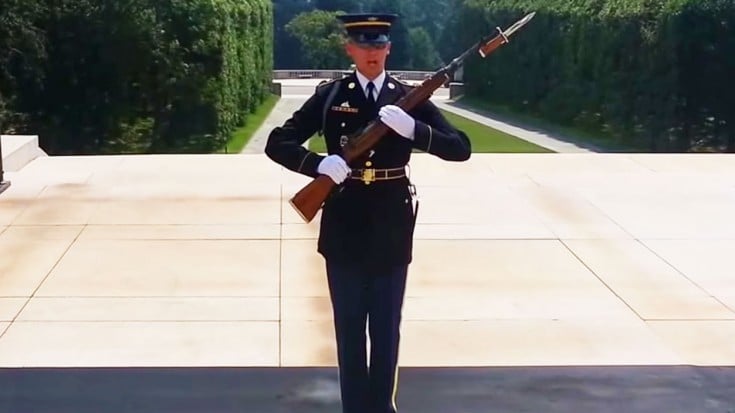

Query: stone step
<box><xmin>1</xmin><ymin>135</ymin><xmax>47</xmax><ymax>172</ymax></box>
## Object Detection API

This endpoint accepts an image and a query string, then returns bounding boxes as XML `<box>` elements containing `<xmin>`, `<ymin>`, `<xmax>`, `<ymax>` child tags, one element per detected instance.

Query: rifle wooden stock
<box><xmin>289</xmin><ymin>175</ymin><xmax>335</xmax><ymax>222</ymax></box>
<box><xmin>288</xmin><ymin>12</ymin><xmax>536</xmax><ymax>222</ymax></box>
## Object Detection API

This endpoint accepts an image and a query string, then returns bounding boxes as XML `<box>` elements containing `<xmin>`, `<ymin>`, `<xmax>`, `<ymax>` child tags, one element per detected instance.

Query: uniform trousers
<box><xmin>325</xmin><ymin>260</ymin><xmax>408</xmax><ymax>413</ymax></box>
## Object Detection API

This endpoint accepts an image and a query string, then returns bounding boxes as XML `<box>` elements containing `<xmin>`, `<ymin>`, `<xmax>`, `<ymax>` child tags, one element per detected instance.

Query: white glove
<box><xmin>317</xmin><ymin>154</ymin><xmax>351</xmax><ymax>184</ymax></box>
<box><xmin>379</xmin><ymin>105</ymin><xmax>415</xmax><ymax>139</ymax></box>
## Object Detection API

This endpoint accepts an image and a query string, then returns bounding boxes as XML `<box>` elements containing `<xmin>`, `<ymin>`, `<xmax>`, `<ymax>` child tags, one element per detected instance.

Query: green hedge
<box><xmin>0</xmin><ymin>0</ymin><xmax>46</xmax><ymax>133</ymax></box>
<box><xmin>0</xmin><ymin>0</ymin><xmax>273</xmax><ymax>154</ymax></box>
<box><xmin>450</xmin><ymin>0</ymin><xmax>735</xmax><ymax>152</ymax></box>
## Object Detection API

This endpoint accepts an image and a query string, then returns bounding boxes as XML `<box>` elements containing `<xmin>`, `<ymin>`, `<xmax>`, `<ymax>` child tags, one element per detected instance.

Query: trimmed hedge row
<box><xmin>1</xmin><ymin>0</ymin><xmax>273</xmax><ymax>154</ymax></box>
<box><xmin>453</xmin><ymin>0</ymin><xmax>735</xmax><ymax>152</ymax></box>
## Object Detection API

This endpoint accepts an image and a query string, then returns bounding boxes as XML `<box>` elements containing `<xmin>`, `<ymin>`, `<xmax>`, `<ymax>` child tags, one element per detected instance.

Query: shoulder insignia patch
<box><xmin>316</xmin><ymin>78</ymin><xmax>342</xmax><ymax>92</ymax></box>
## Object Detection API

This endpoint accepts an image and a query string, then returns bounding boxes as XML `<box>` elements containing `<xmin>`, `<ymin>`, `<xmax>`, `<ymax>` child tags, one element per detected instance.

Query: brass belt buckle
<box><xmin>362</xmin><ymin>168</ymin><xmax>376</xmax><ymax>185</ymax></box>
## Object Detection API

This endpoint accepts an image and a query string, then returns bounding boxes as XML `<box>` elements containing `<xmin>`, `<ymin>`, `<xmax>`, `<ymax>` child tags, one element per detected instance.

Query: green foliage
<box><xmin>274</xmin><ymin>0</ymin><xmax>450</xmax><ymax>70</ymax></box>
<box><xmin>224</xmin><ymin>93</ymin><xmax>280</xmax><ymax>153</ymax></box>
<box><xmin>285</xmin><ymin>10</ymin><xmax>351</xmax><ymax>69</ymax></box>
<box><xmin>0</xmin><ymin>0</ymin><xmax>273</xmax><ymax>154</ymax></box>
<box><xmin>440</xmin><ymin>110</ymin><xmax>552</xmax><ymax>153</ymax></box>
<box><xmin>406</xmin><ymin>0</ymin><xmax>451</xmax><ymax>36</ymax></box>
<box><xmin>366</xmin><ymin>0</ymin><xmax>411</xmax><ymax>69</ymax></box>
<box><xmin>0</xmin><ymin>0</ymin><xmax>46</xmax><ymax>132</ymax></box>
<box><xmin>444</xmin><ymin>0</ymin><xmax>735</xmax><ymax>152</ymax></box>
<box><xmin>273</xmin><ymin>0</ymin><xmax>315</xmax><ymax>69</ymax></box>
<box><xmin>408</xmin><ymin>27</ymin><xmax>441</xmax><ymax>70</ymax></box>
<box><xmin>315</xmin><ymin>0</ymin><xmax>361</xmax><ymax>11</ymax></box>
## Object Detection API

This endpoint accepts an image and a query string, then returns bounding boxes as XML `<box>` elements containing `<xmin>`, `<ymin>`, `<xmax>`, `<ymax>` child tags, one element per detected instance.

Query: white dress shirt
<box><xmin>355</xmin><ymin>70</ymin><xmax>386</xmax><ymax>102</ymax></box>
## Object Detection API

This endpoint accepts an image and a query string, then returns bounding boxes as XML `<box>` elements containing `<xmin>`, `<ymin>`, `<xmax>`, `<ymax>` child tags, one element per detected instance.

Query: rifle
<box><xmin>289</xmin><ymin>12</ymin><xmax>536</xmax><ymax>223</ymax></box>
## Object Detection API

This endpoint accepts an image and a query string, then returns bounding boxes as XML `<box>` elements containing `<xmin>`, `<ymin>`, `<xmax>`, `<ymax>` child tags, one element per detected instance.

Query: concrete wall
<box><xmin>449</xmin><ymin>82</ymin><xmax>465</xmax><ymax>99</ymax></box>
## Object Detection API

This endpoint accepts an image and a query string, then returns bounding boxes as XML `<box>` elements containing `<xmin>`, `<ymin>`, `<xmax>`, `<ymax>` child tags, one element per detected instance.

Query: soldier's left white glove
<box><xmin>379</xmin><ymin>105</ymin><xmax>415</xmax><ymax>140</ymax></box>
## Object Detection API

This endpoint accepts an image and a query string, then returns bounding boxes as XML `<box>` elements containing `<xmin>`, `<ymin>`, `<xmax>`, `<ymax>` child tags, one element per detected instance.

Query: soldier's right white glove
<box><xmin>317</xmin><ymin>154</ymin><xmax>351</xmax><ymax>184</ymax></box>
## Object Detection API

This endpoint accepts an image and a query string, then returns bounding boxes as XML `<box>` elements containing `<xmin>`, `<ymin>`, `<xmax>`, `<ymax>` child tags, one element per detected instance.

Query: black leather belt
<box><xmin>349</xmin><ymin>167</ymin><xmax>406</xmax><ymax>185</ymax></box>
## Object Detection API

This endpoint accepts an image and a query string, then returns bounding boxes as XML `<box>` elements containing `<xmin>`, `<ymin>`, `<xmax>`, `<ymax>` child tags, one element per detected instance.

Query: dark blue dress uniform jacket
<box><xmin>266</xmin><ymin>72</ymin><xmax>471</xmax><ymax>268</ymax></box>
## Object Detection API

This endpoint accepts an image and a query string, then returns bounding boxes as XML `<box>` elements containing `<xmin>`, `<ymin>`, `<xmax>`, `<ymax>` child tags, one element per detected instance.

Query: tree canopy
<box><xmin>285</xmin><ymin>10</ymin><xmax>351</xmax><ymax>69</ymax></box>
<box><xmin>273</xmin><ymin>0</ymin><xmax>449</xmax><ymax>70</ymax></box>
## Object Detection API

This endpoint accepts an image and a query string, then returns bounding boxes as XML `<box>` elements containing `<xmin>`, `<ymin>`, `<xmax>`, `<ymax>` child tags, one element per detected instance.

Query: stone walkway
<box><xmin>2</xmin><ymin>152</ymin><xmax>734</xmax><ymax>370</ymax></box>
<box><xmin>240</xmin><ymin>97</ymin><xmax>308</xmax><ymax>154</ymax></box>
<box><xmin>0</xmin><ymin>153</ymin><xmax>735</xmax><ymax>413</ymax></box>
<box><xmin>2</xmin><ymin>146</ymin><xmax>735</xmax><ymax>411</ymax></box>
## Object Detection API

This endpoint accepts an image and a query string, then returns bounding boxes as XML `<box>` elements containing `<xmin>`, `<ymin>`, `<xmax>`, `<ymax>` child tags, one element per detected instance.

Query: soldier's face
<box><xmin>345</xmin><ymin>41</ymin><xmax>391</xmax><ymax>79</ymax></box>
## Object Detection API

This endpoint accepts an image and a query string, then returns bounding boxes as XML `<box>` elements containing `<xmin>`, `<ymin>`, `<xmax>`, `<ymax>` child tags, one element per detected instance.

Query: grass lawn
<box><xmin>456</xmin><ymin>96</ymin><xmax>645</xmax><ymax>152</ymax></box>
<box><xmin>222</xmin><ymin>93</ymin><xmax>280</xmax><ymax>153</ymax></box>
<box><xmin>441</xmin><ymin>110</ymin><xmax>552</xmax><ymax>153</ymax></box>
<box><xmin>308</xmin><ymin>109</ymin><xmax>552</xmax><ymax>153</ymax></box>
<box><xmin>309</xmin><ymin>133</ymin><xmax>328</xmax><ymax>153</ymax></box>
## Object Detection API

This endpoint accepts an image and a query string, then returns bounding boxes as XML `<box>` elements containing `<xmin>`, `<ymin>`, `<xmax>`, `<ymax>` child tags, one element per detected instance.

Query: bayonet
<box><xmin>479</xmin><ymin>12</ymin><xmax>536</xmax><ymax>57</ymax></box>
<box><xmin>503</xmin><ymin>11</ymin><xmax>536</xmax><ymax>38</ymax></box>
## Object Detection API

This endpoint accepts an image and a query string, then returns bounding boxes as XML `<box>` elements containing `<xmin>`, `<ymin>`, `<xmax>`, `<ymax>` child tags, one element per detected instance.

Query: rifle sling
<box><xmin>320</xmin><ymin>80</ymin><xmax>342</xmax><ymax>136</ymax></box>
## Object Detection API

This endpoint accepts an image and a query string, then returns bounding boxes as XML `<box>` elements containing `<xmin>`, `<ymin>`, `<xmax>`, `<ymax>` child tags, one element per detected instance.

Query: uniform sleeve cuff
<box><xmin>298</xmin><ymin>152</ymin><xmax>326</xmax><ymax>177</ymax></box>
<box><xmin>412</xmin><ymin>121</ymin><xmax>433</xmax><ymax>152</ymax></box>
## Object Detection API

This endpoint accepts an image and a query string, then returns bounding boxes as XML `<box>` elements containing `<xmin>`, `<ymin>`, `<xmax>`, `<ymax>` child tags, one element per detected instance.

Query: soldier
<box><xmin>265</xmin><ymin>13</ymin><xmax>471</xmax><ymax>413</ymax></box>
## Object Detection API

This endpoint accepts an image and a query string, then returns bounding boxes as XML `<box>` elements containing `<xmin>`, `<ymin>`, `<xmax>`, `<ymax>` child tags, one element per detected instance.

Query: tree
<box><xmin>2</xmin><ymin>0</ymin><xmax>273</xmax><ymax>154</ymax></box>
<box><xmin>408</xmin><ymin>27</ymin><xmax>441</xmax><ymax>70</ymax></box>
<box><xmin>399</xmin><ymin>0</ymin><xmax>451</xmax><ymax>44</ymax></box>
<box><xmin>0</xmin><ymin>0</ymin><xmax>46</xmax><ymax>133</ymax></box>
<box><xmin>285</xmin><ymin>10</ymin><xmax>351</xmax><ymax>69</ymax></box>
<box><xmin>273</xmin><ymin>0</ymin><xmax>315</xmax><ymax>69</ymax></box>
<box><xmin>437</xmin><ymin>0</ymin><xmax>464</xmax><ymax>65</ymax></box>
<box><xmin>365</xmin><ymin>0</ymin><xmax>410</xmax><ymax>69</ymax></box>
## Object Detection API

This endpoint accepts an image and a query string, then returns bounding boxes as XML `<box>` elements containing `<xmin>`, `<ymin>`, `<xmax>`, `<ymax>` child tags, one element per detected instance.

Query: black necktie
<box><xmin>366</xmin><ymin>81</ymin><xmax>376</xmax><ymax>106</ymax></box>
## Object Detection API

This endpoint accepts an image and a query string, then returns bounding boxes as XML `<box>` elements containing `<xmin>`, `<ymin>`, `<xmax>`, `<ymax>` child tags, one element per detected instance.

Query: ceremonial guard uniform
<box><xmin>265</xmin><ymin>13</ymin><xmax>471</xmax><ymax>413</ymax></box>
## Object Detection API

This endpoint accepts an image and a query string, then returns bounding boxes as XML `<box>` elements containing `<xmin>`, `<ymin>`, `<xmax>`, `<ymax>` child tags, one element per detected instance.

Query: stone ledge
<box><xmin>1</xmin><ymin>135</ymin><xmax>47</xmax><ymax>172</ymax></box>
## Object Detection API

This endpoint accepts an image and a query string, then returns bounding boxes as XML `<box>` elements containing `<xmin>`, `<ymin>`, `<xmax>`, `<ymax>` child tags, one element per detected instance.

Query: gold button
<box><xmin>365</xmin><ymin>161</ymin><xmax>373</xmax><ymax>167</ymax></box>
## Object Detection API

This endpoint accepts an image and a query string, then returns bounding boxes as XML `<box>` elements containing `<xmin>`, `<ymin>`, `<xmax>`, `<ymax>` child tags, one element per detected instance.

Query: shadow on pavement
<box><xmin>2</xmin><ymin>366</ymin><xmax>734</xmax><ymax>413</ymax></box>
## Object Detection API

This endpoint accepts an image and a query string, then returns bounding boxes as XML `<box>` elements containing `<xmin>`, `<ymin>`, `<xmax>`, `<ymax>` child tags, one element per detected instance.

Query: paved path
<box><xmin>434</xmin><ymin>102</ymin><xmax>594</xmax><ymax>153</ymax></box>
<box><xmin>240</xmin><ymin>97</ymin><xmax>308</xmax><ymax>154</ymax></box>
<box><xmin>244</xmin><ymin>79</ymin><xmax>594</xmax><ymax>154</ymax></box>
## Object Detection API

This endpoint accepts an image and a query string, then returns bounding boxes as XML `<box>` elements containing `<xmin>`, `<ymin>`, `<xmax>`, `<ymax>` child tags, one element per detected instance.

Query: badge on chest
<box><xmin>331</xmin><ymin>101</ymin><xmax>359</xmax><ymax>114</ymax></box>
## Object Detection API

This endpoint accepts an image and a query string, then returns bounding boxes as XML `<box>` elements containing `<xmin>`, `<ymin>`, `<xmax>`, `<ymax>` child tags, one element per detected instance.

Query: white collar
<box><xmin>355</xmin><ymin>70</ymin><xmax>386</xmax><ymax>99</ymax></box>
